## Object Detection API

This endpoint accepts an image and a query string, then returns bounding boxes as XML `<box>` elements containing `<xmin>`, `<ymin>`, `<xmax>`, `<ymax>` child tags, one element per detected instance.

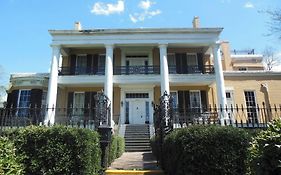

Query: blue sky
<box><xmin>0</xmin><ymin>0</ymin><xmax>280</xmax><ymax>86</ymax></box>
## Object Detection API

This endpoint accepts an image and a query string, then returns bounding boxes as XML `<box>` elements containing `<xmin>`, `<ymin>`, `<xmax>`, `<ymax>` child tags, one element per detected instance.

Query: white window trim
<box><xmin>243</xmin><ymin>90</ymin><xmax>259</xmax><ymax>121</ymax></box>
<box><xmin>186</xmin><ymin>53</ymin><xmax>198</xmax><ymax>65</ymax></box>
<box><xmin>189</xmin><ymin>90</ymin><xmax>202</xmax><ymax>111</ymax></box>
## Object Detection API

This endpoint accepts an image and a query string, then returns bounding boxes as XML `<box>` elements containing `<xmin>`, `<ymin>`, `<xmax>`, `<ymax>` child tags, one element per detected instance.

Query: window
<box><xmin>73</xmin><ymin>92</ymin><xmax>85</xmax><ymax>120</ymax></box>
<box><xmin>168</xmin><ymin>53</ymin><xmax>176</xmax><ymax>73</ymax></box>
<box><xmin>98</xmin><ymin>54</ymin><xmax>105</xmax><ymax>74</ymax></box>
<box><xmin>186</xmin><ymin>54</ymin><xmax>198</xmax><ymax>66</ymax></box>
<box><xmin>226</xmin><ymin>92</ymin><xmax>231</xmax><ymax>98</ymax></box>
<box><xmin>125</xmin><ymin>93</ymin><xmax>149</xmax><ymax>98</ymax></box>
<box><xmin>76</xmin><ymin>55</ymin><xmax>87</xmax><ymax>74</ymax></box>
<box><xmin>189</xmin><ymin>91</ymin><xmax>201</xmax><ymax>113</ymax></box>
<box><xmin>18</xmin><ymin>90</ymin><xmax>31</xmax><ymax>117</ymax></box>
<box><xmin>170</xmin><ymin>92</ymin><xmax>178</xmax><ymax>108</ymax></box>
<box><xmin>244</xmin><ymin>91</ymin><xmax>258</xmax><ymax>123</ymax></box>
<box><xmin>238</xmin><ymin>67</ymin><xmax>247</xmax><ymax>71</ymax></box>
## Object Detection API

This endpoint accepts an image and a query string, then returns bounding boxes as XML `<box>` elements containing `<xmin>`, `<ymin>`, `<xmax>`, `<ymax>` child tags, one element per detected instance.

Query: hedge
<box><xmin>0</xmin><ymin>137</ymin><xmax>24</xmax><ymax>175</ymax></box>
<box><xmin>248</xmin><ymin>119</ymin><xmax>281</xmax><ymax>175</ymax></box>
<box><xmin>109</xmin><ymin>135</ymin><xmax>125</xmax><ymax>165</ymax></box>
<box><xmin>152</xmin><ymin>125</ymin><xmax>250</xmax><ymax>175</ymax></box>
<box><xmin>6</xmin><ymin>126</ymin><xmax>101</xmax><ymax>175</ymax></box>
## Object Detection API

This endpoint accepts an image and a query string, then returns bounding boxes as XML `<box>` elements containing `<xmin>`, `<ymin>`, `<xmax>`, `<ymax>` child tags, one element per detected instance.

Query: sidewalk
<box><xmin>108</xmin><ymin>151</ymin><xmax>161</xmax><ymax>170</ymax></box>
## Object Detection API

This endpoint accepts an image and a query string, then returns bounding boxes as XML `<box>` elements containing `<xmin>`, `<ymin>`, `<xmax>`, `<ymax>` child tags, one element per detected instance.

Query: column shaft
<box><xmin>159</xmin><ymin>44</ymin><xmax>170</xmax><ymax>95</ymax></box>
<box><xmin>44</xmin><ymin>45</ymin><xmax>60</xmax><ymax>125</ymax></box>
<box><xmin>104</xmin><ymin>44</ymin><xmax>114</xmax><ymax>126</ymax></box>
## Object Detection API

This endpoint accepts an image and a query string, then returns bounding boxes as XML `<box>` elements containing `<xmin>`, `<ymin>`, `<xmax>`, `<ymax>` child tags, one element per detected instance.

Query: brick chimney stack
<box><xmin>192</xmin><ymin>16</ymin><xmax>200</xmax><ymax>28</ymax></box>
<box><xmin>74</xmin><ymin>21</ymin><xmax>82</xmax><ymax>30</ymax></box>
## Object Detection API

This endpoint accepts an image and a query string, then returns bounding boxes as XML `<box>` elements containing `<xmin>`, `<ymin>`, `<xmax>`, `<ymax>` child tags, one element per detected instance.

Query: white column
<box><xmin>159</xmin><ymin>44</ymin><xmax>170</xmax><ymax>95</ymax></box>
<box><xmin>104</xmin><ymin>44</ymin><xmax>114</xmax><ymax>127</ymax></box>
<box><xmin>212</xmin><ymin>43</ymin><xmax>228</xmax><ymax>123</ymax></box>
<box><xmin>44</xmin><ymin>45</ymin><xmax>61</xmax><ymax>125</ymax></box>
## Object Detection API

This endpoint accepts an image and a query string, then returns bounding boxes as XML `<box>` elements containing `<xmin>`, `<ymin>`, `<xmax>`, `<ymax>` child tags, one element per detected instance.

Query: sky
<box><xmin>0</xmin><ymin>0</ymin><xmax>281</xmax><ymax>87</ymax></box>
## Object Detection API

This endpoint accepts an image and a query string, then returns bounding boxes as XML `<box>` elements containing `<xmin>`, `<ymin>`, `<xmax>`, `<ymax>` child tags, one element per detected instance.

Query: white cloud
<box><xmin>138</xmin><ymin>0</ymin><xmax>154</xmax><ymax>10</ymax></box>
<box><xmin>244</xmin><ymin>2</ymin><xmax>254</xmax><ymax>8</ymax></box>
<box><xmin>129</xmin><ymin>0</ymin><xmax>161</xmax><ymax>23</ymax></box>
<box><xmin>129</xmin><ymin>10</ymin><xmax>161</xmax><ymax>23</ymax></box>
<box><xmin>91</xmin><ymin>0</ymin><xmax>124</xmax><ymax>15</ymax></box>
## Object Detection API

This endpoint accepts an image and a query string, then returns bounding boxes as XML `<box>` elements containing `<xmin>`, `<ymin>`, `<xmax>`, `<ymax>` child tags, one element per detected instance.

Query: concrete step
<box><xmin>125</xmin><ymin>142</ymin><xmax>150</xmax><ymax>146</ymax></box>
<box><xmin>125</xmin><ymin>147</ymin><xmax>152</xmax><ymax>152</ymax></box>
<box><xmin>106</xmin><ymin>170</ymin><xmax>165</xmax><ymax>175</ymax></box>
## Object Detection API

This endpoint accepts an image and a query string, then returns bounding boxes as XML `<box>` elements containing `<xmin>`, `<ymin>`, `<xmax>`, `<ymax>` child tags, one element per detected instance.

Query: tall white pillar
<box><xmin>104</xmin><ymin>44</ymin><xmax>114</xmax><ymax>127</ymax></box>
<box><xmin>44</xmin><ymin>45</ymin><xmax>61</xmax><ymax>125</ymax></box>
<box><xmin>159</xmin><ymin>44</ymin><xmax>170</xmax><ymax>95</ymax></box>
<box><xmin>212</xmin><ymin>43</ymin><xmax>228</xmax><ymax>123</ymax></box>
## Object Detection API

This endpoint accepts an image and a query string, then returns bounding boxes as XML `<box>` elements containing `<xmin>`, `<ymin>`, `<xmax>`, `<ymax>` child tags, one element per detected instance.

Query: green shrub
<box><xmin>8</xmin><ymin>125</ymin><xmax>101</xmax><ymax>175</ymax></box>
<box><xmin>248</xmin><ymin>119</ymin><xmax>281</xmax><ymax>175</ymax></box>
<box><xmin>108</xmin><ymin>135</ymin><xmax>125</xmax><ymax>165</ymax></box>
<box><xmin>0</xmin><ymin>137</ymin><xmax>24</xmax><ymax>175</ymax></box>
<box><xmin>160</xmin><ymin>125</ymin><xmax>250</xmax><ymax>175</ymax></box>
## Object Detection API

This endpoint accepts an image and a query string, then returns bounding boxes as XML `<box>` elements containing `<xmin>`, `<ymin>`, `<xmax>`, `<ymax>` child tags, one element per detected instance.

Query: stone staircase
<box><xmin>125</xmin><ymin>124</ymin><xmax>151</xmax><ymax>152</ymax></box>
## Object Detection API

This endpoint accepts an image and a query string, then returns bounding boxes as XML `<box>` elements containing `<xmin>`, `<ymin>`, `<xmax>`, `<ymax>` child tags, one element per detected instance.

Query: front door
<box><xmin>130</xmin><ymin>100</ymin><xmax>146</xmax><ymax>124</ymax></box>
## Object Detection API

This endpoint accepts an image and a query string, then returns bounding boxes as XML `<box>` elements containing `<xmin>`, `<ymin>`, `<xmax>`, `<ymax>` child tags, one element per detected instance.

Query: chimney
<box><xmin>74</xmin><ymin>21</ymin><xmax>82</xmax><ymax>30</ymax></box>
<box><xmin>192</xmin><ymin>16</ymin><xmax>200</xmax><ymax>28</ymax></box>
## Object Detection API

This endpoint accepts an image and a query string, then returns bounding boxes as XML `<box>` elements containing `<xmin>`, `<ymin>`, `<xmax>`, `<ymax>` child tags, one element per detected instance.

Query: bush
<box><xmin>8</xmin><ymin>125</ymin><xmax>101</xmax><ymax>175</ymax></box>
<box><xmin>248</xmin><ymin>119</ymin><xmax>281</xmax><ymax>175</ymax></box>
<box><xmin>108</xmin><ymin>135</ymin><xmax>125</xmax><ymax>165</ymax></box>
<box><xmin>159</xmin><ymin>125</ymin><xmax>250</xmax><ymax>175</ymax></box>
<box><xmin>0</xmin><ymin>137</ymin><xmax>24</xmax><ymax>175</ymax></box>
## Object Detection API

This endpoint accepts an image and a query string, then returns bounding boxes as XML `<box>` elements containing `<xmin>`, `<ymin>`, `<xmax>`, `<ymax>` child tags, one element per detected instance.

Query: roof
<box><xmin>49</xmin><ymin>27</ymin><xmax>223</xmax><ymax>36</ymax></box>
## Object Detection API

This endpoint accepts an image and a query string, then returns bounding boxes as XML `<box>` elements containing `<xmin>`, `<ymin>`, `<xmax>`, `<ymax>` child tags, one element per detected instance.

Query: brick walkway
<box><xmin>108</xmin><ymin>151</ymin><xmax>161</xmax><ymax>170</ymax></box>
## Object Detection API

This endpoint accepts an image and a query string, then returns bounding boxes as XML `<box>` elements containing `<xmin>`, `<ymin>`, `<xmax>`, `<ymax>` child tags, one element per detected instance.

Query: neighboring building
<box><xmin>5</xmin><ymin>17</ymin><xmax>281</xmax><ymax>126</ymax></box>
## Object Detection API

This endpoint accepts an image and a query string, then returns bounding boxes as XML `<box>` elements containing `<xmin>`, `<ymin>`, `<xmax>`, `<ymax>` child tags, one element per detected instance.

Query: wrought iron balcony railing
<box><xmin>59</xmin><ymin>66</ymin><xmax>105</xmax><ymax>75</ymax></box>
<box><xmin>113</xmin><ymin>66</ymin><xmax>160</xmax><ymax>75</ymax></box>
<box><xmin>58</xmin><ymin>65</ymin><xmax>215</xmax><ymax>76</ymax></box>
<box><xmin>168</xmin><ymin>65</ymin><xmax>215</xmax><ymax>74</ymax></box>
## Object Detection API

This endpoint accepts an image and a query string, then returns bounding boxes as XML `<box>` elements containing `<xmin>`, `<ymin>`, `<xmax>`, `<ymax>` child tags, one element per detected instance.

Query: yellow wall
<box><xmin>113</xmin><ymin>87</ymin><xmax>121</xmax><ymax>123</ymax></box>
<box><xmin>225</xmin><ymin>77</ymin><xmax>281</xmax><ymax>105</ymax></box>
<box><xmin>153</xmin><ymin>48</ymin><xmax>160</xmax><ymax>66</ymax></box>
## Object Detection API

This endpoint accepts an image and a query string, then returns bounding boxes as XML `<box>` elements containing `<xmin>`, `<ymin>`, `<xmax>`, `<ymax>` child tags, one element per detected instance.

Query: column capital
<box><xmin>105</xmin><ymin>44</ymin><xmax>114</xmax><ymax>50</ymax></box>
<box><xmin>158</xmin><ymin>43</ymin><xmax>168</xmax><ymax>49</ymax></box>
<box><xmin>50</xmin><ymin>44</ymin><xmax>61</xmax><ymax>49</ymax></box>
<box><xmin>212</xmin><ymin>41</ymin><xmax>221</xmax><ymax>50</ymax></box>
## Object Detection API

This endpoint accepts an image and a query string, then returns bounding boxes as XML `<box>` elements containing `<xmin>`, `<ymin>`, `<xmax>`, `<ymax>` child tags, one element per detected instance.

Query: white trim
<box><xmin>120</xmin><ymin>86</ymin><xmax>154</xmax><ymax>124</ymax></box>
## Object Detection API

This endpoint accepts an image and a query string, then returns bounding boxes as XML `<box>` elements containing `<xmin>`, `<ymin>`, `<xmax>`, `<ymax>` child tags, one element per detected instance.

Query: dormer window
<box><xmin>238</xmin><ymin>67</ymin><xmax>247</xmax><ymax>71</ymax></box>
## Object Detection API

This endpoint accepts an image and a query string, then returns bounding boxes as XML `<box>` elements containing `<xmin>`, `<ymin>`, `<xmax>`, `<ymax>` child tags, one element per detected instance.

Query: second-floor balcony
<box><xmin>58</xmin><ymin>65</ymin><xmax>214</xmax><ymax>76</ymax></box>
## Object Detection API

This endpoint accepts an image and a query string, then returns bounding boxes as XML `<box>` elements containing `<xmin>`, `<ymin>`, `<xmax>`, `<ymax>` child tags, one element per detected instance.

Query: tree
<box><xmin>266</xmin><ymin>8</ymin><xmax>281</xmax><ymax>40</ymax></box>
<box><xmin>263</xmin><ymin>47</ymin><xmax>280</xmax><ymax>71</ymax></box>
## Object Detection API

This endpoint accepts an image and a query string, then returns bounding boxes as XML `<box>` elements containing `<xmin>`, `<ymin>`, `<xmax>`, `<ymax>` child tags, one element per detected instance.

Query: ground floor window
<box><xmin>244</xmin><ymin>91</ymin><xmax>258</xmax><ymax>123</ymax></box>
<box><xmin>17</xmin><ymin>90</ymin><xmax>31</xmax><ymax>117</ymax></box>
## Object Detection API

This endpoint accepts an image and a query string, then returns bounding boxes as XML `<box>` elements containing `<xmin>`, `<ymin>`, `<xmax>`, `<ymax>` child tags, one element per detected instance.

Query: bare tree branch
<box><xmin>265</xmin><ymin>8</ymin><xmax>281</xmax><ymax>40</ymax></box>
<box><xmin>263</xmin><ymin>47</ymin><xmax>281</xmax><ymax>71</ymax></box>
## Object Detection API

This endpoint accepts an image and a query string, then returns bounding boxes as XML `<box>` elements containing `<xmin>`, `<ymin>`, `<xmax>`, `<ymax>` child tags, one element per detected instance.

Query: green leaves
<box><xmin>0</xmin><ymin>137</ymin><xmax>24</xmax><ymax>175</ymax></box>
<box><xmin>155</xmin><ymin>126</ymin><xmax>250</xmax><ymax>175</ymax></box>
<box><xmin>4</xmin><ymin>126</ymin><xmax>102</xmax><ymax>175</ymax></box>
<box><xmin>248</xmin><ymin>119</ymin><xmax>281</xmax><ymax>175</ymax></box>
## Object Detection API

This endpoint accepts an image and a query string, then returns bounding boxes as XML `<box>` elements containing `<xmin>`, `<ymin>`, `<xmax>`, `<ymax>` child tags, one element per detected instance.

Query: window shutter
<box><xmin>86</xmin><ymin>54</ymin><xmax>92</xmax><ymax>74</ymax></box>
<box><xmin>67</xmin><ymin>92</ymin><xmax>74</xmax><ymax>117</ymax></box>
<box><xmin>30</xmin><ymin>89</ymin><xmax>43</xmax><ymax>108</ymax></box>
<box><xmin>84</xmin><ymin>92</ymin><xmax>91</xmax><ymax>120</ymax></box>
<box><xmin>200</xmin><ymin>90</ymin><xmax>207</xmax><ymax>111</ymax></box>
<box><xmin>184</xmin><ymin>91</ymin><xmax>190</xmax><ymax>112</ymax></box>
<box><xmin>178</xmin><ymin>91</ymin><xmax>184</xmax><ymax>113</ymax></box>
<box><xmin>197</xmin><ymin>53</ymin><xmax>204</xmax><ymax>73</ymax></box>
<box><xmin>7</xmin><ymin>90</ymin><xmax>19</xmax><ymax>108</ymax></box>
<box><xmin>30</xmin><ymin>89</ymin><xmax>43</xmax><ymax>124</ymax></box>
<box><xmin>182</xmin><ymin>54</ymin><xmax>187</xmax><ymax>73</ymax></box>
<box><xmin>91</xmin><ymin>92</ymin><xmax>97</xmax><ymax>120</ymax></box>
<box><xmin>93</xmin><ymin>54</ymin><xmax>99</xmax><ymax>74</ymax></box>
<box><xmin>175</xmin><ymin>53</ymin><xmax>182</xmax><ymax>74</ymax></box>
<box><xmin>70</xmin><ymin>55</ymin><xmax>76</xmax><ymax>75</ymax></box>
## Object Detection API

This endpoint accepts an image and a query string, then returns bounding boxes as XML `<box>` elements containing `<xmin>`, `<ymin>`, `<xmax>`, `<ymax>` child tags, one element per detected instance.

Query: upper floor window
<box><xmin>76</xmin><ymin>55</ymin><xmax>87</xmax><ymax>74</ymax></box>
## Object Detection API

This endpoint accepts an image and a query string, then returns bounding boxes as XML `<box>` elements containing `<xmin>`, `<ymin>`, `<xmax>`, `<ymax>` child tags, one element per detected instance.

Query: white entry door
<box><xmin>130</xmin><ymin>100</ymin><xmax>146</xmax><ymax>124</ymax></box>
